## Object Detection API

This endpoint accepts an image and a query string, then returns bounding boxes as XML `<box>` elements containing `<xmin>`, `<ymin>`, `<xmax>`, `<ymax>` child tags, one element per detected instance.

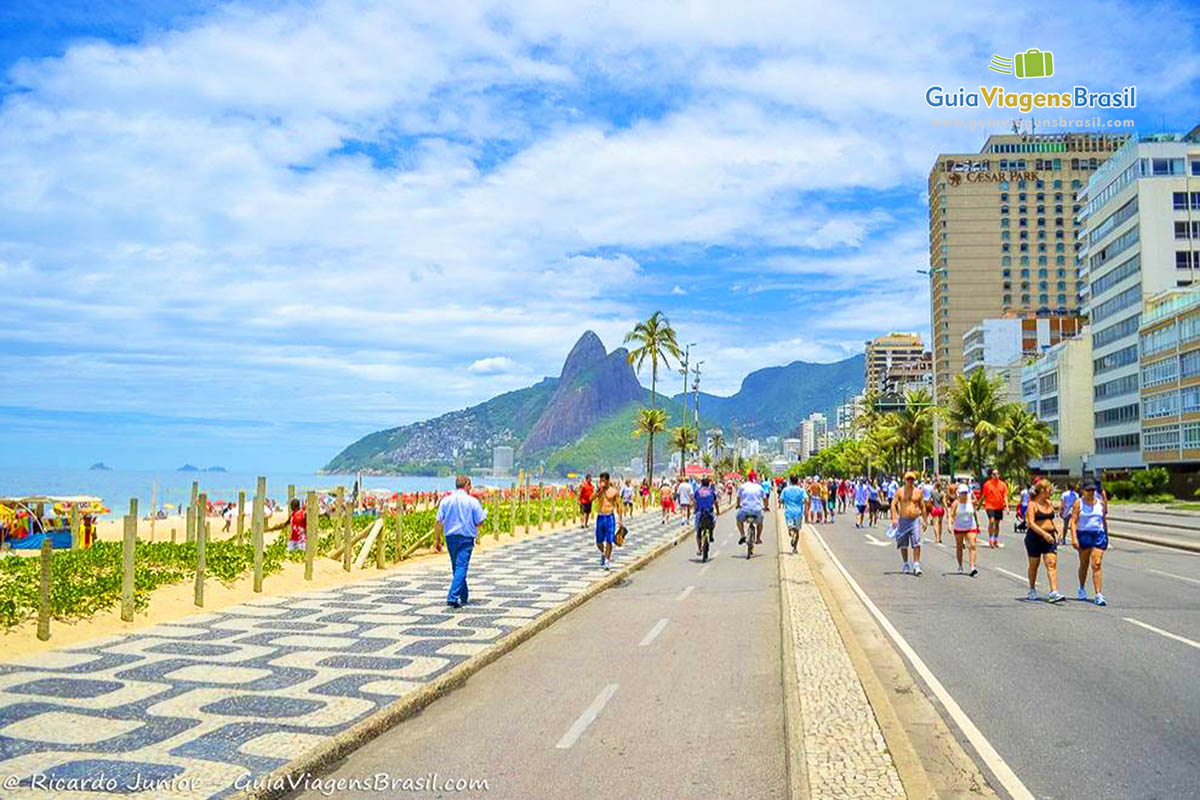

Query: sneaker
<box><xmin>901</xmin><ymin>562</ymin><xmax>911</xmax><ymax>574</ymax></box>
<box><xmin>1095</xmin><ymin>593</ymin><xmax>1107</xmax><ymax>606</ymax></box>
<box><xmin>600</xmin><ymin>556</ymin><xmax>606</xmax><ymax>567</ymax></box>
<box><xmin>756</xmin><ymin>536</ymin><xmax>763</xmax><ymax>544</ymax></box>
<box><xmin>969</xmin><ymin>568</ymin><xmax>978</xmax><ymax>577</ymax></box>
<box><xmin>913</xmin><ymin>563</ymin><xmax>923</xmax><ymax>576</ymax></box>
<box><xmin>1047</xmin><ymin>591</ymin><xmax>1065</xmax><ymax>604</ymax></box>
<box><xmin>738</xmin><ymin>535</ymin><xmax>746</xmax><ymax>545</ymax></box>
<box><xmin>1076</xmin><ymin>586</ymin><xmax>1088</xmax><ymax>601</ymax></box>
<box><xmin>957</xmin><ymin>563</ymin><xmax>964</xmax><ymax>574</ymax></box>
<box><xmin>1026</xmin><ymin>588</ymin><xmax>1038</xmax><ymax>601</ymax></box>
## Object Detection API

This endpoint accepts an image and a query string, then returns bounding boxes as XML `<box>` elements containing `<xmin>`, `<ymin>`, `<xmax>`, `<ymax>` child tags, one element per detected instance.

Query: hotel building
<box><xmin>928</xmin><ymin>133</ymin><xmax>1129</xmax><ymax>401</ymax></box>
<box><xmin>864</xmin><ymin>332</ymin><xmax>931</xmax><ymax>396</ymax></box>
<box><xmin>1137</xmin><ymin>287</ymin><xmax>1200</xmax><ymax>480</ymax></box>
<box><xmin>1079</xmin><ymin>129</ymin><xmax>1200</xmax><ymax>470</ymax></box>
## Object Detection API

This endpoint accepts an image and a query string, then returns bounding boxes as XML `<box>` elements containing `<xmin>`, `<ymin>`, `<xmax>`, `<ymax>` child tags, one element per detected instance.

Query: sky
<box><xmin>3</xmin><ymin>0</ymin><xmax>1199</xmax><ymax>471</ymax></box>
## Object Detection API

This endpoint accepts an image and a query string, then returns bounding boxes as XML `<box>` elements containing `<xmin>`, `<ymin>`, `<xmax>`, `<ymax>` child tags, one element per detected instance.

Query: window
<box><xmin>1094</xmin><ymin>403</ymin><xmax>1139</xmax><ymax>428</ymax></box>
<box><xmin>1185</xmin><ymin>422</ymin><xmax>1200</xmax><ymax>448</ymax></box>
<box><xmin>1022</xmin><ymin>379</ymin><xmax>1038</xmax><ymax>397</ymax></box>
<box><xmin>1178</xmin><ymin>251</ymin><xmax>1198</xmax><ymax>270</ymax></box>
<box><xmin>1039</xmin><ymin>373</ymin><xmax>1058</xmax><ymax>394</ymax></box>
<box><xmin>1182</xmin><ymin>349</ymin><xmax>1200</xmax><ymax>379</ymax></box>
<box><xmin>1141</xmin><ymin>323</ymin><xmax>1177</xmax><ymax>357</ymax></box>
<box><xmin>1182</xmin><ymin>385</ymin><xmax>1200</xmax><ymax>413</ymax></box>
<box><xmin>1089</xmin><ymin>196</ymin><xmax>1137</xmax><ymax>247</ymax></box>
<box><xmin>1002</xmin><ymin>256</ymin><xmax>1011</xmax><ymax>266</ymax></box>
<box><xmin>1089</xmin><ymin>226</ymin><xmax>1139</xmax><ymax>270</ymax></box>
<box><xmin>1143</xmin><ymin>391</ymin><xmax>1179</xmax><ymax>420</ymax></box>
<box><xmin>1094</xmin><ymin>344</ymin><xmax>1138</xmax><ymax>375</ymax></box>
<box><xmin>1182</xmin><ymin>313</ymin><xmax>1200</xmax><ymax>343</ymax></box>
<box><xmin>1093</xmin><ymin>314</ymin><xmax>1140</xmax><ymax>349</ymax></box>
<box><xmin>1095</xmin><ymin>433</ymin><xmax>1139</xmax><ymax>453</ymax></box>
<box><xmin>1094</xmin><ymin>374</ymin><xmax>1138</xmax><ymax>400</ymax></box>
<box><xmin>1040</xmin><ymin>397</ymin><xmax>1059</xmax><ymax>417</ymax></box>
<box><xmin>1173</xmin><ymin>192</ymin><xmax>1200</xmax><ymax>210</ymax></box>
<box><xmin>1091</xmin><ymin>283</ymin><xmax>1141</xmax><ymax>324</ymax></box>
<box><xmin>1174</xmin><ymin>221</ymin><xmax>1200</xmax><ymax>239</ymax></box>
<box><xmin>1142</xmin><ymin>356</ymin><xmax>1179</xmax><ymax>387</ymax></box>
<box><xmin>1193</xmin><ymin>161</ymin><xmax>1200</xmax><ymax>176</ymax></box>
<box><xmin>1090</xmin><ymin>254</ymin><xmax>1140</xmax><ymax>297</ymax></box>
<box><xmin>1143</xmin><ymin>425</ymin><xmax>1180</xmax><ymax>452</ymax></box>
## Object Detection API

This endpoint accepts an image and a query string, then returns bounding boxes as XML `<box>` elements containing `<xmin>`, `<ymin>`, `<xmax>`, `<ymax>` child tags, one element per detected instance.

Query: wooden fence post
<box><xmin>195</xmin><ymin>493</ymin><xmax>207</xmax><ymax>608</ymax></box>
<box><xmin>537</xmin><ymin>483</ymin><xmax>544</xmax><ymax>531</ymax></box>
<box><xmin>121</xmin><ymin>497</ymin><xmax>137</xmax><ymax>622</ymax></box>
<box><xmin>305</xmin><ymin>491</ymin><xmax>317</xmax><ymax>580</ymax></box>
<box><xmin>237</xmin><ymin>490</ymin><xmax>246</xmax><ymax>543</ymax></box>
<box><xmin>339</xmin><ymin>487</ymin><xmax>352</xmax><ymax>571</ymax></box>
<box><xmin>170</xmin><ymin>528</ymin><xmax>177</xmax><ymax>543</ymax></box>
<box><xmin>37</xmin><ymin>540</ymin><xmax>52</xmax><ymax>641</ymax></box>
<box><xmin>509</xmin><ymin>484</ymin><xmax>517</xmax><ymax>537</ymax></box>
<box><xmin>394</xmin><ymin>495</ymin><xmax>404</xmax><ymax>562</ymax></box>
<box><xmin>69</xmin><ymin>505</ymin><xmax>80</xmax><ymax>550</ymax></box>
<box><xmin>187</xmin><ymin>481</ymin><xmax>198</xmax><ymax>543</ymax></box>
<box><xmin>252</xmin><ymin>477</ymin><xmax>265</xmax><ymax>592</ymax></box>
<box><xmin>375</xmin><ymin>499</ymin><xmax>387</xmax><ymax>570</ymax></box>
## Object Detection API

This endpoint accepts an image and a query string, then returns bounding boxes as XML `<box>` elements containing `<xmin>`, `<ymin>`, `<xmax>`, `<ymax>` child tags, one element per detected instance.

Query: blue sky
<box><xmin>3</xmin><ymin>0</ymin><xmax>1199</xmax><ymax>471</ymax></box>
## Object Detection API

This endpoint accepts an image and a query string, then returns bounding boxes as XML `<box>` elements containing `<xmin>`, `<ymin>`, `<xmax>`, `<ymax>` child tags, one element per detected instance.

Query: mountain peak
<box><xmin>560</xmin><ymin>330</ymin><xmax>608</xmax><ymax>381</ymax></box>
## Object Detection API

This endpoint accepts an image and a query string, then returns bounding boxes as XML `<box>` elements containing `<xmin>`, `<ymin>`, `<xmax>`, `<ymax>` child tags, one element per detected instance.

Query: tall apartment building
<box><xmin>963</xmin><ymin>314</ymin><xmax>1084</xmax><ymax>401</ymax></box>
<box><xmin>865</xmin><ymin>333</ymin><xmax>931</xmax><ymax>396</ymax></box>
<box><xmin>492</xmin><ymin>445</ymin><xmax>514</xmax><ymax>476</ymax></box>
<box><xmin>1138</xmin><ymin>287</ymin><xmax>1200</xmax><ymax>478</ymax></box>
<box><xmin>1080</xmin><ymin>129</ymin><xmax>1200</xmax><ymax>470</ymax></box>
<box><xmin>1022</xmin><ymin>333</ymin><xmax>1094</xmax><ymax>478</ymax></box>
<box><xmin>928</xmin><ymin>132</ymin><xmax>1129</xmax><ymax>401</ymax></box>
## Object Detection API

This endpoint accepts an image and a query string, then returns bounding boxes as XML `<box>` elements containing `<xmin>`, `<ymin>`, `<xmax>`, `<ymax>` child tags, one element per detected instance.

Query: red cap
<box><xmin>747</xmin><ymin>470</ymin><xmax>757</xmax><ymax>480</ymax></box>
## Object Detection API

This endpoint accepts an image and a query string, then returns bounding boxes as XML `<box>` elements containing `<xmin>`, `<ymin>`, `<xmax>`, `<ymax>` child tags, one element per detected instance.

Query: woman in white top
<box><xmin>1069</xmin><ymin>478</ymin><xmax>1109</xmax><ymax>606</ymax></box>
<box><xmin>949</xmin><ymin>484</ymin><xmax>980</xmax><ymax>576</ymax></box>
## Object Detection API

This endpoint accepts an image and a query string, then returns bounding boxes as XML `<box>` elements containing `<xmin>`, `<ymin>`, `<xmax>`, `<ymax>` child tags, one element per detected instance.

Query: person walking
<box><xmin>677</xmin><ymin>475</ymin><xmax>695</xmax><ymax>528</ymax></box>
<box><xmin>890</xmin><ymin>471</ymin><xmax>926</xmax><ymax>576</ymax></box>
<box><xmin>1024</xmin><ymin>479</ymin><xmax>1065</xmax><ymax>603</ymax></box>
<box><xmin>435</xmin><ymin>475</ymin><xmax>487</xmax><ymax>608</ymax></box>
<box><xmin>594</xmin><ymin>472</ymin><xmax>623</xmax><ymax>570</ymax></box>
<box><xmin>578</xmin><ymin>475</ymin><xmax>595</xmax><ymax>529</ymax></box>
<box><xmin>949</xmin><ymin>484</ymin><xmax>980</xmax><ymax>576</ymax></box>
<box><xmin>781</xmin><ymin>475</ymin><xmax>807</xmax><ymax>554</ymax></box>
<box><xmin>1058</xmin><ymin>482</ymin><xmax>1079</xmax><ymax>545</ymax></box>
<box><xmin>928</xmin><ymin>478</ymin><xmax>946</xmax><ymax>544</ymax></box>
<box><xmin>621</xmin><ymin>479</ymin><xmax>635</xmax><ymax>518</ymax></box>
<box><xmin>854</xmin><ymin>478</ymin><xmax>869</xmax><ymax>528</ymax></box>
<box><xmin>867</xmin><ymin>480</ymin><xmax>881</xmax><ymax>527</ymax></box>
<box><xmin>981</xmin><ymin>468</ymin><xmax>1008</xmax><ymax>549</ymax></box>
<box><xmin>1069</xmin><ymin>478</ymin><xmax>1108</xmax><ymax>606</ymax></box>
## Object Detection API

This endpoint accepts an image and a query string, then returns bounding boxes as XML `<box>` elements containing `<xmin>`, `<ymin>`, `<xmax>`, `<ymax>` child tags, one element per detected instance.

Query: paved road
<box><xmin>815</xmin><ymin>512</ymin><xmax>1200</xmax><ymax>800</ymax></box>
<box><xmin>297</xmin><ymin>510</ymin><xmax>787</xmax><ymax>800</ymax></box>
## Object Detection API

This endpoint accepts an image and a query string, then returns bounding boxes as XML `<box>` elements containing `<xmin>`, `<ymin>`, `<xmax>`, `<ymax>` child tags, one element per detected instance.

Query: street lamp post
<box><xmin>918</xmin><ymin>267</ymin><xmax>948</xmax><ymax>477</ymax></box>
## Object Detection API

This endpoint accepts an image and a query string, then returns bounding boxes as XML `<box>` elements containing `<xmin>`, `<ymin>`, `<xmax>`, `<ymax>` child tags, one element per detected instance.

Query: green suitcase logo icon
<box><xmin>988</xmin><ymin>49</ymin><xmax>1055</xmax><ymax>79</ymax></box>
<box><xmin>1014</xmin><ymin>48</ymin><xmax>1054</xmax><ymax>78</ymax></box>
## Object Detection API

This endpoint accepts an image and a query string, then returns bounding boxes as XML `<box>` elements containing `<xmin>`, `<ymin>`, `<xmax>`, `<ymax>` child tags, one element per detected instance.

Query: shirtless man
<box><xmin>890</xmin><ymin>471</ymin><xmax>927</xmax><ymax>576</ymax></box>
<box><xmin>594</xmin><ymin>472</ymin><xmax>624</xmax><ymax>570</ymax></box>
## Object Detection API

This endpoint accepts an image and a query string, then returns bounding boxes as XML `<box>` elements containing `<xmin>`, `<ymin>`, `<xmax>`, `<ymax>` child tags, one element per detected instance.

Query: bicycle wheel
<box><xmin>701</xmin><ymin>533</ymin><xmax>709</xmax><ymax>563</ymax></box>
<box><xmin>747</xmin><ymin>521</ymin><xmax>755</xmax><ymax>558</ymax></box>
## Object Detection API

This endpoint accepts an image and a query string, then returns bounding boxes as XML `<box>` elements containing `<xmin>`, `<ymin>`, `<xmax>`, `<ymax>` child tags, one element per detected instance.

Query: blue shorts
<box><xmin>894</xmin><ymin>517</ymin><xmax>922</xmax><ymax>549</ymax></box>
<box><xmin>811</xmin><ymin>499</ymin><xmax>824</xmax><ymax>512</ymax></box>
<box><xmin>784</xmin><ymin>510</ymin><xmax>803</xmax><ymax>529</ymax></box>
<box><xmin>856</xmin><ymin>504</ymin><xmax>866</xmax><ymax>513</ymax></box>
<box><xmin>1077</xmin><ymin>529</ymin><xmax>1108</xmax><ymax>551</ymax></box>
<box><xmin>595</xmin><ymin>514</ymin><xmax>616</xmax><ymax>544</ymax></box>
<box><xmin>736</xmin><ymin>509</ymin><xmax>763</xmax><ymax>525</ymax></box>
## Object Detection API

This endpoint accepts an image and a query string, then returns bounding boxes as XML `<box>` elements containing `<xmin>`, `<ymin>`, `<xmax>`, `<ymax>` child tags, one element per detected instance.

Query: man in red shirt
<box><xmin>981</xmin><ymin>468</ymin><xmax>1009</xmax><ymax>549</ymax></box>
<box><xmin>266</xmin><ymin>498</ymin><xmax>306</xmax><ymax>552</ymax></box>
<box><xmin>578</xmin><ymin>475</ymin><xmax>595</xmax><ymax>529</ymax></box>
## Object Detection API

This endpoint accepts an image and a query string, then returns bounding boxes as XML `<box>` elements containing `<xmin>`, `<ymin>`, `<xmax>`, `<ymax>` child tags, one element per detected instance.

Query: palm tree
<box><xmin>669</xmin><ymin>425</ymin><xmax>698</xmax><ymax>474</ymax></box>
<box><xmin>945</xmin><ymin>370</ymin><xmax>1006</xmax><ymax>480</ymax></box>
<box><xmin>624</xmin><ymin>311</ymin><xmax>682</xmax><ymax>409</ymax></box>
<box><xmin>709</xmin><ymin>431</ymin><xmax>725</xmax><ymax>458</ymax></box>
<box><xmin>894</xmin><ymin>388</ymin><xmax>935</xmax><ymax>471</ymax></box>
<box><xmin>996</xmin><ymin>405</ymin><xmax>1053</xmax><ymax>486</ymax></box>
<box><xmin>633</xmin><ymin>407</ymin><xmax>668</xmax><ymax>478</ymax></box>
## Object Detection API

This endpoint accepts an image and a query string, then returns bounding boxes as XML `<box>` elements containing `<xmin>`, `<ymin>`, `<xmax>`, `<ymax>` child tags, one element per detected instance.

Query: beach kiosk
<box><xmin>0</xmin><ymin>496</ymin><xmax>107</xmax><ymax>550</ymax></box>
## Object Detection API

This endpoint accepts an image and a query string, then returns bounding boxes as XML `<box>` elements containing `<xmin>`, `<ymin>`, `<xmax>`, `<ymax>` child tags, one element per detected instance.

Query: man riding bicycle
<box><xmin>694</xmin><ymin>476</ymin><xmax>720</xmax><ymax>556</ymax></box>
<box><xmin>736</xmin><ymin>470</ymin><xmax>766</xmax><ymax>546</ymax></box>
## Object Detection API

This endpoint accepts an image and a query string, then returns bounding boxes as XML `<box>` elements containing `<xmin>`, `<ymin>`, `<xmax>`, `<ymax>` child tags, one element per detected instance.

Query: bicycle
<box><xmin>697</xmin><ymin>511</ymin><xmax>715</xmax><ymax>562</ymax></box>
<box><xmin>744</xmin><ymin>513</ymin><xmax>761</xmax><ymax>558</ymax></box>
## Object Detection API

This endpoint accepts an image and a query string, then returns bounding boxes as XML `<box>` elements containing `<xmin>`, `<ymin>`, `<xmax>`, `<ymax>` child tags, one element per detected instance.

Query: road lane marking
<box><xmin>863</xmin><ymin>534</ymin><xmax>890</xmax><ymax>547</ymax></box>
<box><xmin>1148</xmin><ymin>568</ymin><xmax>1200</xmax><ymax>586</ymax></box>
<box><xmin>712</xmin><ymin>549</ymin><xmax>722</xmax><ymax>559</ymax></box>
<box><xmin>676</xmin><ymin>585</ymin><xmax>695</xmax><ymax>601</ymax></box>
<box><xmin>1124</xmin><ymin>617</ymin><xmax>1200</xmax><ymax>650</ymax></box>
<box><xmin>809</xmin><ymin>526</ymin><xmax>1035</xmax><ymax>800</ymax></box>
<box><xmin>639</xmin><ymin>618</ymin><xmax>670</xmax><ymax>647</ymax></box>
<box><xmin>994</xmin><ymin>567</ymin><xmax>1027</xmax><ymax>584</ymax></box>
<box><xmin>555</xmin><ymin>683</ymin><xmax>619</xmax><ymax>749</ymax></box>
<box><xmin>698</xmin><ymin>564</ymin><xmax>711</xmax><ymax>577</ymax></box>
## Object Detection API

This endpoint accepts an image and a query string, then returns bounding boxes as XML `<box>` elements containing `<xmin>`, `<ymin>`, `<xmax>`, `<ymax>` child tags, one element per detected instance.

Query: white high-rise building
<box><xmin>782</xmin><ymin>438</ymin><xmax>803</xmax><ymax>461</ymax></box>
<box><xmin>1080</xmin><ymin>128</ymin><xmax>1200</xmax><ymax>470</ymax></box>
<box><xmin>492</xmin><ymin>446</ymin><xmax>515</xmax><ymax>476</ymax></box>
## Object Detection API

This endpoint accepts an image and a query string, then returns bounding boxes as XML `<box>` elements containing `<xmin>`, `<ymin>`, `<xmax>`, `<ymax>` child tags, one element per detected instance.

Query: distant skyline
<box><xmin>4</xmin><ymin>0</ymin><xmax>1199</xmax><ymax>471</ymax></box>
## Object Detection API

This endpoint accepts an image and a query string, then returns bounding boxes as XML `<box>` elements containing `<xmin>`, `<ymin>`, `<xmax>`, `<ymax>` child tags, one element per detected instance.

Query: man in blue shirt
<box><xmin>854</xmin><ymin>479</ymin><xmax>870</xmax><ymax>528</ymax></box>
<box><xmin>435</xmin><ymin>475</ymin><xmax>488</xmax><ymax>607</ymax></box>
<box><xmin>780</xmin><ymin>475</ymin><xmax>807</xmax><ymax>553</ymax></box>
<box><xmin>693</xmin><ymin>477</ymin><xmax>720</xmax><ymax>555</ymax></box>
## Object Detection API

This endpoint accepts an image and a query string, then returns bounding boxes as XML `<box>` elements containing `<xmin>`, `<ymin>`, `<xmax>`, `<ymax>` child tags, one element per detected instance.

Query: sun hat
<box><xmin>903</xmin><ymin>470</ymin><xmax>917</xmax><ymax>480</ymax></box>
<box><xmin>957</xmin><ymin>483</ymin><xmax>970</xmax><ymax>494</ymax></box>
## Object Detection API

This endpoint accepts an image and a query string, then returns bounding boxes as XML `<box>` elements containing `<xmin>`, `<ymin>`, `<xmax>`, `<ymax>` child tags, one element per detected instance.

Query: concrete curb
<box><xmin>774</xmin><ymin>511</ymin><xmax>810</xmax><ymax>800</ymax></box>
<box><xmin>1106</xmin><ymin>528</ymin><xmax>1200</xmax><ymax>552</ymax></box>
<box><xmin>797</xmin><ymin>524</ymin><xmax>935</xmax><ymax>800</ymax></box>
<box><xmin>235</xmin><ymin>520</ymin><xmax>692</xmax><ymax>800</ymax></box>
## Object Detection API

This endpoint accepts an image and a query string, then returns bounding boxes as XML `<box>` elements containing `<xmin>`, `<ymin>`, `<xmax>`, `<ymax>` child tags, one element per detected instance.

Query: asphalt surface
<box><xmin>815</xmin><ymin>507</ymin><xmax>1200</xmax><ymax>800</ymax></box>
<box><xmin>295</xmin><ymin>508</ymin><xmax>787</xmax><ymax>800</ymax></box>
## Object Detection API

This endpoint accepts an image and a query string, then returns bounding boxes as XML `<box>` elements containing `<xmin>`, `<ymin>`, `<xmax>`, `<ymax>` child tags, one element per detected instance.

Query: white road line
<box><xmin>1148</xmin><ymin>568</ymin><xmax>1200</xmax><ymax>586</ymax></box>
<box><xmin>863</xmin><ymin>534</ymin><xmax>890</xmax><ymax>547</ymax></box>
<box><xmin>676</xmin><ymin>585</ymin><xmax>695</xmax><ymax>601</ymax></box>
<box><xmin>698</xmin><ymin>564</ymin><xmax>711</xmax><ymax>577</ymax></box>
<box><xmin>1124</xmin><ymin>617</ymin><xmax>1200</xmax><ymax>650</ymax></box>
<box><xmin>808</xmin><ymin>526</ymin><xmax>1035</xmax><ymax>800</ymax></box>
<box><xmin>994</xmin><ymin>567</ymin><xmax>1027</xmax><ymax>584</ymax></box>
<box><xmin>555</xmin><ymin>683</ymin><xmax>619</xmax><ymax>749</ymax></box>
<box><xmin>639</xmin><ymin>618</ymin><xmax>670</xmax><ymax>647</ymax></box>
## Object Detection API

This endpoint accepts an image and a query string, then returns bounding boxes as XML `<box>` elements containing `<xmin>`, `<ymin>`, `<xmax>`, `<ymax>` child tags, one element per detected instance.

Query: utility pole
<box><xmin>679</xmin><ymin>343</ymin><xmax>695</xmax><ymax>470</ymax></box>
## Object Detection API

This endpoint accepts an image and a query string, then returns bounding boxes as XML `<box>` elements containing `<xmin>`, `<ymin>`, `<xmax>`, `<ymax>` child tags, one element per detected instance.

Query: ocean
<box><xmin>0</xmin><ymin>467</ymin><xmax>463</xmax><ymax>518</ymax></box>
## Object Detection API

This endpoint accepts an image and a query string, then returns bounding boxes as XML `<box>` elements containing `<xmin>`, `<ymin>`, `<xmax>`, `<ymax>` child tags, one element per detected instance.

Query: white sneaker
<box><xmin>1026</xmin><ymin>588</ymin><xmax>1038</xmax><ymax>601</ymax></box>
<box><xmin>913</xmin><ymin>563</ymin><xmax>923</xmax><ymax>576</ymax></box>
<box><xmin>957</xmin><ymin>563</ymin><xmax>964</xmax><ymax>574</ymax></box>
<box><xmin>901</xmin><ymin>562</ymin><xmax>911</xmax><ymax>574</ymax></box>
<box><xmin>1076</xmin><ymin>586</ymin><xmax>1088</xmax><ymax>601</ymax></box>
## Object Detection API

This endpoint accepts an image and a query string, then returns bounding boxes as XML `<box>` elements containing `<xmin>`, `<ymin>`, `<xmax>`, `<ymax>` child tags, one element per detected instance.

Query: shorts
<box><xmin>930</xmin><ymin>507</ymin><xmax>945</xmax><ymax>518</ymax></box>
<box><xmin>736</xmin><ymin>509</ymin><xmax>764</xmax><ymax>525</ymax></box>
<box><xmin>1077</xmin><ymin>529</ymin><xmax>1108</xmax><ymax>550</ymax></box>
<box><xmin>784</xmin><ymin>510</ymin><xmax>803</xmax><ymax>529</ymax></box>
<box><xmin>695</xmin><ymin>511</ymin><xmax>715</xmax><ymax>532</ymax></box>
<box><xmin>894</xmin><ymin>517</ymin><xmax>922</xmax><ymax>549</ymax></box>
<box><xmin>986</xmin><ymin>509</ymin><xmax>1004</xmax><ymax>522</ymax></box>
<box><xmin>287</xmin><ymin>538</ymin><xmax>306</xmax><ymax>552</ymax></box>
<box><xmin>623</xmin><ymin>500</ymin><xmax>633</xmax><ymax>510</ymax></box>
<box><xmin>580</xmin><ymin>501</ymin><xmax>593</xmax><ymax>514</ymax></box>
<box><xmin>952</xmin><ymin>527</ymin><xmax>979</xmax><ymax>535</ymax></box>
<box><xmin>1024</xmin><ymin>531</ymin><xmax>1057</xmax><ymax>558</ymax></box>
<box><xmin>868</xmin><ymin>500</ymin><xmax>880</xmax><ymax>512</ymax></box>
<box><xmin>811</xmin><ymin>499</ymin><xmax>824</xmax><ymax>512</ymax></box>
<box><xmin>595</xmin><ymin>514</ymin><xmax>616</xmax><ymax>545</ymax></box>
<box><xmin>856</xmin><ymin>503</ymin><xmax>866</xmax><ymax>513</ymax></box>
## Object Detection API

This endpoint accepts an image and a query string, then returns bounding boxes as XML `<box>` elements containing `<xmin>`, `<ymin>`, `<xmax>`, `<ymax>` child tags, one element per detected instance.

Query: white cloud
<box><xmin>468</xmin><ymin>356</ymin><xmax>518</xmax><ymax>375</ymax></box>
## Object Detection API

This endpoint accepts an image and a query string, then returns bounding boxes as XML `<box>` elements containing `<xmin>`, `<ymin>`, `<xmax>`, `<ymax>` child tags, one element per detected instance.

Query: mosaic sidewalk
<box><xmin>0</xmin><ymin>514</ymin><xmax>678</xmax><ymax>798</ymax></box>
